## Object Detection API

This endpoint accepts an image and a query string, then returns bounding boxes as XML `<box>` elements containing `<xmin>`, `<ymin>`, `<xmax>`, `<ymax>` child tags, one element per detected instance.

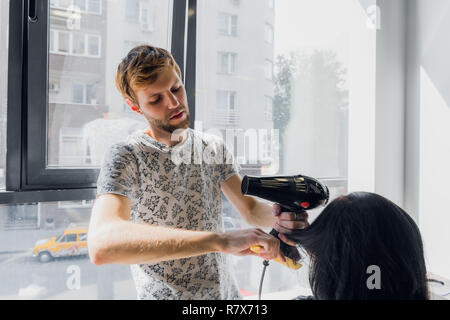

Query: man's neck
<box><xmin>145</xmin><ymin>126</ymin><xmax>188</xmax><ymax>147</ymax></box>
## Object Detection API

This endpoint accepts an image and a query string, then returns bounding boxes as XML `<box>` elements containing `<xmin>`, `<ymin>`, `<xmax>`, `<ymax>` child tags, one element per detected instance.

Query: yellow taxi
<box><xmin>32</xmin><ymin>225</ymin><xmax>88</xmax><ymax>263</ymax></box>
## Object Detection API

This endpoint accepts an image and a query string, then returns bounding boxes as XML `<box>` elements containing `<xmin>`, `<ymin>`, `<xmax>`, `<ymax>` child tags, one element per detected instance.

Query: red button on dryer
<box><xmin>300</xmin><ymin>202</ymin><xmax>310</xmax><ymax>209</ymax></box>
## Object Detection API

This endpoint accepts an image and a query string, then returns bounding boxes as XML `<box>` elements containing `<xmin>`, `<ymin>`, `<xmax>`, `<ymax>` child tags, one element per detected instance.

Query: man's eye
<box><xmin>171</xmin><ymin>86</ymin><xmax>181</xmax><ymax>92</ymax></box>
<box><xmin>150</xmin><ymin>97</ymin><xmax>161</xmax><ymax>104</ymax></box>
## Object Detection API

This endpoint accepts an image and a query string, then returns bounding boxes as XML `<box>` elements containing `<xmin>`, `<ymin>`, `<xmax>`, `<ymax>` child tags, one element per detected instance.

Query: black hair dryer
<box><xmin>241</xmin><ymin>174</ymin><xmax>329</xmax><ymax>269</ymax></box>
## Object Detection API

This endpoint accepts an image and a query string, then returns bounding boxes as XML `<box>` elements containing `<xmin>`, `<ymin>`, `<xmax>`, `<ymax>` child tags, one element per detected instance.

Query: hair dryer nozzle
<box><xmin>241</xmin><ymin>174</ymin><xmax>329</xmax><ymax>212</ymax></box>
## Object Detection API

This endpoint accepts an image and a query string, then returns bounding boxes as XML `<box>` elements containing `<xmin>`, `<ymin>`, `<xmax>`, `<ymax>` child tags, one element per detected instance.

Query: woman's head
<box><xmin>288</xmin><ymin>192</ymin><xmax>429</xmax><ymax>300</ymax></box>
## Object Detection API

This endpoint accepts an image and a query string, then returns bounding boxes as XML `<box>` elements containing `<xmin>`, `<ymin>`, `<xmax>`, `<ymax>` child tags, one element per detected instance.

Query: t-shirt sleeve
<box><xmin>220</xmin><ymin>140</ymin><xmax>240</xmax><ymax>183</ymax></box>
<box><xmin>96</xmin><ymin>142</ymin><xmax>138</xmax><ymax>199</ymax></box>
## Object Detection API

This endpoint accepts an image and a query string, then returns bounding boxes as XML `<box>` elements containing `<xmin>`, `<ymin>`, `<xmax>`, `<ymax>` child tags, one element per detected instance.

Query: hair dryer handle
<box><xmin>269</xmin><ymin>228</ymin><xmax>301</xmax><ymax>266</ymax></box>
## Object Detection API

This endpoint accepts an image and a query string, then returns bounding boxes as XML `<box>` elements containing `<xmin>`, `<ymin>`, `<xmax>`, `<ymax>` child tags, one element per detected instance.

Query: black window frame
<box><xmin>2</xmin><ymin>0</ymin><xmax>197</xmax><ymax>204</ymax></box>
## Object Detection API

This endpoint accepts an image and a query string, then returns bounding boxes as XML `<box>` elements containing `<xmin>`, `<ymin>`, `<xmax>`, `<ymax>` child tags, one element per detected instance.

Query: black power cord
<box><xmin>258</xmin><ymin>260</ymin><xmax>270</xmax><ymax>300</ymax></box>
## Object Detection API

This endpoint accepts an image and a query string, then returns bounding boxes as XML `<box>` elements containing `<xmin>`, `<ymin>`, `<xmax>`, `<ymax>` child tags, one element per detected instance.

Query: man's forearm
<box><xmin>247</xmin><ymin>200</ymin><xmax>276</xmax><ymax>228</ymax></box>
<box><xmin>88</xmin><ymin>220</ymin><xmax>222</xmax><ymax>265</ymax></box>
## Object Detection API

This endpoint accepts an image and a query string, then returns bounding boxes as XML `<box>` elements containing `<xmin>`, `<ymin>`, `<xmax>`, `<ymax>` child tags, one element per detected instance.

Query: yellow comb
<box><xmin>250</xmin><ymin>245</ymin><xmax>302</xmax><ymax>270</ymax></box>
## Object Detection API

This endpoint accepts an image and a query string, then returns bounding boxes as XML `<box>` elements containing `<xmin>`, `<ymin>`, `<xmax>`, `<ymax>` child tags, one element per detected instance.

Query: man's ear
<box><xmin>125</xmin><ymin>99</ymin><xmax>142</xmax><ymax>114</ymax></box>
<box><xmin>125</xmin><ymin>99</ymin><xmax>134</xmax><ymax>107</ymax></box>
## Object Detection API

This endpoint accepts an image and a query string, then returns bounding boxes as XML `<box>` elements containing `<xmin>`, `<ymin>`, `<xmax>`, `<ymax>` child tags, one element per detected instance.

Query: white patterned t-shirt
<box><xmin>96</xmin><ymin>127</ymin><xmax>242</xmax><ymax>300</ymax></box>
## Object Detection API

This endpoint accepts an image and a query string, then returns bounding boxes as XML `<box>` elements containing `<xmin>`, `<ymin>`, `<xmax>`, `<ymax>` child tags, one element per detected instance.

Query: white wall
<box><xmin>374</xmin><ymin>0</ymin><xmax>406</xmax><ymax>208</ymax></box>
<box><xmin>406</xmin><ymin>0</ymin><xmax>450</xmax><ymax>279</ymax></box>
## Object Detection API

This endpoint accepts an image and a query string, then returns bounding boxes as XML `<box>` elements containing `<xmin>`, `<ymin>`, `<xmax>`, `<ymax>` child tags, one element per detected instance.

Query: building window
<box><xmin>216</xmin><ymin>90</ymin><xmax>237</xmax><ymax>111</ymax></box>
<box><xmin>217</xmin><ymin>52</ymin><xmax>237</xmax><ymax>74</ymax></box>
<box><xmin>50</xmin><ymin>30</ymin><xmax>101</xmax><ymax>57</ymax></box>
<box><xmin>87</xmin><ymin>0</ymin><xmax>101</xmax><ymax>14</ymax></box>
<box><xmin>57</xmin><ymin>31</ymin><xmax>70</xmax><ymax>54</ymax></box>
<box><xmin>50</xmin><ymin>0</ymin><xmax>102</xmax><ymax>15</ymax></box>
<box><xmin>140</xmin><ymin>2</ymin><xmax>154</xmax><ymax>32</ymax></box>
<box><xmin>72</xmin><ymin>32</ymin><xmax>85</xmax><ymax>55</ymax></box>
<box><xmin>265</xmin><ymin>23</ymin><xmax>274</xmax><ymax>44</ymax></box>
<box><xmin>265</xmin><ymin>96</ymin><xmax>273</xmax><ymax>121</ymax></box>
<box><xmin>87</xmin><ymin>35</ymin><xmax>100</xmax><ymax>56</ymax></box>
<box><xmin>231</xmin><ymin>0</ymin><xmax>240</xmax><ymax>7</ymax></box>
<box><xmin>49</xmin><ymin>30</ymin><xmax>55</xmax><ymax>52</ymax></box>
<box><xmin>58</xmin><ymin>128</ymin><xmax>89</xmax><ymax>165</ymax></box>
<box><xmin>72</xmin><ymin>84</ymin><xmax>84</xmax><ymax>104</ymax></box>
<box><xmin>57</xmin><ymin>199</ymin><xmax>94</xmax><ymax>209</ymax></box>
<box><xmin>72</xmin><ymin>83</ymin><xmax>97</xmax><ymax>105</ymax></box>
<box><xmin>264</xmin><ymin>59</ymin><xmax>273</xmax><ymax>80</ymax></box>
<box><xmin>218</xmin><ymin>13</ymin><xmax>238</xmax><ymax>37</ymax></box>
<box><xmin>74</xmin><ymin>0</ymin><xmax>86</xmax><ymax>11</ymax></box>
<box><xmin>126</xmin><ymin>0</ymin><xmax>140</xmax><ymax>22</ymax></box>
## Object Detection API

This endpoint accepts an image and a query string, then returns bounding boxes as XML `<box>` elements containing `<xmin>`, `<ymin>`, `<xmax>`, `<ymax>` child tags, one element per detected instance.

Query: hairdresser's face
<box><xmin>134</xmin><ymin>66</ymin><xmax>190</xmax><ymax>133</ymax></box>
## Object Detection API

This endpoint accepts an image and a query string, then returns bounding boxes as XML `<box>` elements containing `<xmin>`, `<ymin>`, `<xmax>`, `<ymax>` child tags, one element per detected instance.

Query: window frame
<box><xmin>3</xmin><ymin>0</ymin><xmax>195</xmax><ymax>204</ymax></box>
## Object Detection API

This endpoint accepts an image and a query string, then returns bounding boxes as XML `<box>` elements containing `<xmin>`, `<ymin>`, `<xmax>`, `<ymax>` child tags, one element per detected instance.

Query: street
<box><xmin>0</xmin><ymin>250</ymin><xmax>136</xmax><ymax>299</ymax></box>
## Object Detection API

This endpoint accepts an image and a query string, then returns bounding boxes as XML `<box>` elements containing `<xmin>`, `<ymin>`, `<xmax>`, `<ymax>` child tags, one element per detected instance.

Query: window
<box><xmin>0</xmin><ymin>0</ymin><xmax>9</xmax><ymax>190</ymax></box>
<box><xmin>50</xmin><ymin>0</ymin><xmax>102</xmax><ymax>15</ymax></box>
<box><xmin>74</xmin><ymin>0</ymin><xmax>86</xmax><ymax>11</ymax></box>
<box><xmin>231</xmin><ymin>0</ymin><xmax>241</xmax><ymax>7</ymax></box>
<box><xmin>216</xmin><ymin>91</ymin><xmax>236</xmax><ymax>111</ymax></box>
<box><xmin>64</xmin><ymin>234</ymin><xmax>77</xmax><ymax>242</ymax></box>
<box><xmin>87</xmin><ymin>0</ymin><xmax>101</xmax><ymax>14</ymax></box>
<box><xmin>57</xmin><ymin>31</ymin><xmax>70</xmax><ymax>54</ymax></box>
<box><xmin>72</xmin><ymin>84</ymin><xmax>84</xmax><ymax>104</ymax></box>
<box><xmin>197</xmin><ymin>0</ymin><xmax>376</xmax><ymax>298</ymax></box>
<box><xmin>57</xmin><ymin>199</ymin><xmax>94</xmax><ymax>209</ymax></box>
<box><xmin>78</xmin><ymin>233</ymin><xmax>87</xmax><ymax>241</ymax></box>
<box><xmin>87</xmin><ymin>35</ymin><xmax>100</xmax><ymax>56</ymax></box>
<box><xmin>265</xmin><ymin>23</ymin><xmax>273</xmax><ymax>44</ymax></box>
<box><xmin>0</xmin><ymin>200</ymin><xmax>137</xmax><ymax>298</ymax></box>
<box><xmin>7</xmin><ymin>0</ymin><xmax>172</xmax><ymax>189</ymax></box>
<box><xmin>72</xmin><ymin>32</ymin><xmax>85</xmax><ymax>55</ymax></box>
<box><xmin>218</xmin><ymin>13</ymin><xmax>237</xmax><ymax>36</ymax></box>
<box><xmin>264</xmin><ymin>59</ymin><xmax>273</xmax><ymax>80</ymax></box>
<box><xmin>217</xmin><ymin>52</ymin><xmax>237</xmax><ymax>74</ymax></box>
<box><xmin>50</xmin><ymin>30</ymin><xmax>101</xmax><ymax>57</ymax></box>
<box><xmin>139</xmin><ymin>2</ymin><xmax>153</xmax><ymax>32</ymax></box>
<box><xmin>126</xmin><ymin>0</ymin><xmax>140</xmax><ymax>22</ymax></box>
<box><xmin>71</xmin><ymin>83</ymin><xmax>97</xmax><ymax>105</ymax></box>
<box><xmin>58</xmin><ymin>128</ymin><xmax>90</xmax><ymax>166</ymax></box>
<box><xmin>264</xmin><ymin>96</ymin><xmax>273</xmax><ymax>121</ymax></box>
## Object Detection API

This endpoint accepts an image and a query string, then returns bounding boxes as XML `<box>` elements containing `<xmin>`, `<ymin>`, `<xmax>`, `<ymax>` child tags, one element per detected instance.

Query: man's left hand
<box><xmin>272</xmin><ymin>203</ymin><xmax>309</xmax><ymax>246</ymax></box>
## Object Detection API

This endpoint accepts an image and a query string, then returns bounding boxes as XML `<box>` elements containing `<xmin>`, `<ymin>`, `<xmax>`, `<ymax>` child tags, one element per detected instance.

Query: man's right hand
<box><xmin>217</xmin><ymin>228</ymin><xmax>285</xmax><ymax>262</ymax></box>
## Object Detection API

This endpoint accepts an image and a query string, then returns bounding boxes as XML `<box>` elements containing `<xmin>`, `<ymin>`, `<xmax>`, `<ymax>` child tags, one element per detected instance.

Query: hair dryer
<box><xmin>241</xmin><ymin>174</ymin><xmax>329</xmax><ymax>269</ymax></box>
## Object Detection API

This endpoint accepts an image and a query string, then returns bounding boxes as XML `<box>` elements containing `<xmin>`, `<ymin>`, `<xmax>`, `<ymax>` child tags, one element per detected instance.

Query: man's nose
<box><xmin>167</xmin><ymin>92</ymin><xmax>179</xmax><ymax>109</ymax></box>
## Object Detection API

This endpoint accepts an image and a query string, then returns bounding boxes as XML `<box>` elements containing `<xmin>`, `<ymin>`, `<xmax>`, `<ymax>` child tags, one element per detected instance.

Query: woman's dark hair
<box><xmin>287</xmin><ymin>192</ymin><xmax>429</xmax><ymax>300</ymax></box>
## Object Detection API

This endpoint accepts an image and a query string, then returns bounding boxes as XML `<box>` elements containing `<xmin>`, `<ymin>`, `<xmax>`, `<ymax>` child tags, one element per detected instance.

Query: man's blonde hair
<box><xmin>115</xmin><ymin>45</ymin><xmax>182</xmax><ymax>106</ymax></box>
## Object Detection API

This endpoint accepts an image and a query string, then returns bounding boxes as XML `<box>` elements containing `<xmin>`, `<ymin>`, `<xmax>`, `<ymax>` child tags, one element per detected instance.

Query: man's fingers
<box><xmin>278</xmin><ymin>232</ymin><xmax>298</xmax><ymax>247</ymax></box>
<box><xmin>272</xmin><ymin>203</ymin><xmax>281</xmax><ymax>216</ymax></box>
<box><xmin>274</xmin><ymin>220</ymin><xmax>309</xmax><ymax>232</ymax></box>
<box><xmin>277</xmin><ymin>251</ymin><xmax>287</xmax><ymax>263</ymax></box>
<box><xmin>277</xmin><ymin>211</ymin><xmax>308</xmax><ymax>221</ymax></box>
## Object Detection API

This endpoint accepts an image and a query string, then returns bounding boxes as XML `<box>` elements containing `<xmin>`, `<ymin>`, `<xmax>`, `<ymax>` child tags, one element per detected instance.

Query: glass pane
<box><xmin>47</xmin><ymin>0</ymin><xmax>172</xmax><ymax>167</ymax></box>
<box><xmin>74</xmin><ymin>0</ymin><xmax>86</xmax><ymax>12</ymax></box>
<box><xmin>0</xmin><ymin>0</ymin><xmax>9</xmax><ymax>190</ymax></box>
<box><xmin>197</xmin><ymin>0</ymin><xmax>373</xmax><ymax>298</ymax></box>
<box><xmin>72</xmin><ymin>33</ymin><xmax>85</xmax><ymax>55</ymax></box>
<box><xmin>87</xmin><ymin>0</ymin><xmax>101</xmax><ymax>14</ymax></box>
<box><xmin>0</xmin><ymin>201</ymin><xmax>135</xmax><ymax>299</ymax></box>
<box><xmin>58</xmin><ymin>31</ymin><xmax>70</xmax><ymax>53</ymax></box>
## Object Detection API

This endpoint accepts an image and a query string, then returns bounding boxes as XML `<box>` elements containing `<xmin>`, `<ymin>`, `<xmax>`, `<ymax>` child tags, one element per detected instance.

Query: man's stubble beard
<box><xmin>146</xmin><ymin>108</ymin><xmax>191</xmax><ymax>134</ymax></box>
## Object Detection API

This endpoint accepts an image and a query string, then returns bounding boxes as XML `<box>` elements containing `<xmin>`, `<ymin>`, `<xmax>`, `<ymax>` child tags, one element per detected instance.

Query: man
<box><xmin>87</xmin><ymin>45</ymin><xmax>308</xmax><ymax>300</ymax></box>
